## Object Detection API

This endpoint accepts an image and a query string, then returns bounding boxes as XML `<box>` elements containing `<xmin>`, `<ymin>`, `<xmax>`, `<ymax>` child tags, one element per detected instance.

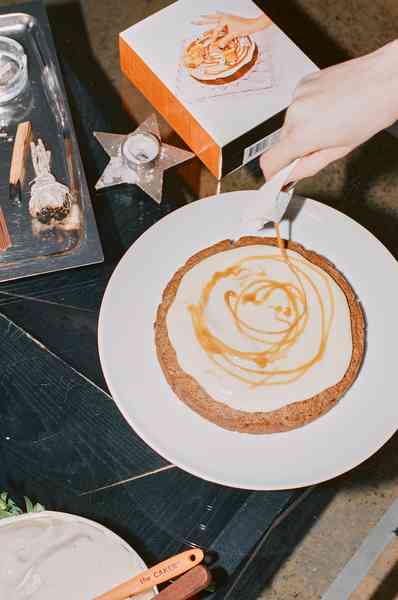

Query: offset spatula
<box><xmin>234</xmin><ymin>160</ymin><xmax>299</xmax><ymax>240</ymax></box>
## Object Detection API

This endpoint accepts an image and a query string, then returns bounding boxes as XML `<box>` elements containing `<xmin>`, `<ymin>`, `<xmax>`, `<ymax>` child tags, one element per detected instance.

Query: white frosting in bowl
<box><xmin>167</xmin><ymin>244</ymin><xmax>353</xmax><ymax>413</ymax></box>
<box><xmin>0</xmin><ymin>512</ymin><xmax>155</xmax><ymax>600</ymax></box>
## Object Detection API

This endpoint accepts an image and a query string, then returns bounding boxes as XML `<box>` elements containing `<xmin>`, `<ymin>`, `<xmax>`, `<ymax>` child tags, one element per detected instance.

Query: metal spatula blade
<box><xmin>233</xmin><ymin>160</ymin><xmax>298</xmax><ymax>240</ymax></box>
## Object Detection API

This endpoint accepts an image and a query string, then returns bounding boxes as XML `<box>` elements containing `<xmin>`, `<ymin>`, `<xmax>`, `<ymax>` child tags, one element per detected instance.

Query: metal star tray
<box><xmin>0</xmin><ymin>2</ymin><xmax>103</xmax><ymax>283</ymax></box>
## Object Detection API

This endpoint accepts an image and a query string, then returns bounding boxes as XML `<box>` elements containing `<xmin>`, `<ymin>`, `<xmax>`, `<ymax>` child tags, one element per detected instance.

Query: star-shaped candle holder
<box><xmin>94</xmin><ymin>114</ymin><xmax>194</xmax><ymax>203</ymax></box>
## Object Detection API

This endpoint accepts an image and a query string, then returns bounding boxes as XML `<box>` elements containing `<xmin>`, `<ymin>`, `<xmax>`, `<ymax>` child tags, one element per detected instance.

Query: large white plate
<box><xmin>98</xmin><ymin>193</ymin><xmax>398</xmax><ymax>490</ymax></box>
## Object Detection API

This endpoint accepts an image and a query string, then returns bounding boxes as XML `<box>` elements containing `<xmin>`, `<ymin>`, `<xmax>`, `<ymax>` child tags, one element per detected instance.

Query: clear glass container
<box><xmin>0</xmin><ymin>36</ymin><xmax>28</xmax><ymax>105</ymax></box>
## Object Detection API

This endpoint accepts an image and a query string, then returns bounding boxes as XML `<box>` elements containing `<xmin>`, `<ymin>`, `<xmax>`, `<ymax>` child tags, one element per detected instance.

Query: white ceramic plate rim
<box><xmin>98</xmin><ymin>192</ymin><xmax>398</xmax><ymax>490</ymax></box>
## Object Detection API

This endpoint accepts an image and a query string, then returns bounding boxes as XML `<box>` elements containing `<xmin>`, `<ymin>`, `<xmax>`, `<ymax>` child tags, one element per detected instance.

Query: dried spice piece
<box><xmin>30</xmin><ymin>138</ymin><xmax>73</xmax><ymax>224</ymax></box>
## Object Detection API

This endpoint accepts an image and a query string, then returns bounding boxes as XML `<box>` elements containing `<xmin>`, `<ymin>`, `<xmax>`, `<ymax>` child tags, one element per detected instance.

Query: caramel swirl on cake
<box><xmin>188</xmin><ymin>238</ymin><xmax>334</xmax><ymax>387</ymax></box>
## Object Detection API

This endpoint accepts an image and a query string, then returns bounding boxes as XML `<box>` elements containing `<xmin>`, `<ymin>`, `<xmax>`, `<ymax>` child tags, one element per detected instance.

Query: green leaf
<box><xmin>0</xmin><ymin>491</ymin><xmax>45</xmax><ymax>518</ymax></box>
<box><xmin>24</xmin><ymin>496</ymin><xmax>34</xmax><ymax>513</ymax></box>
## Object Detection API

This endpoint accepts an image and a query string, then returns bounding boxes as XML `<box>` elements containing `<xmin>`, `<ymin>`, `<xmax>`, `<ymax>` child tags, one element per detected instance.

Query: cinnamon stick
<box><xmin>0</xmin><ymin>207</ymin><xmax>12</xmax><ymax>251</ymax></box>
<box><xmin>9</xmin><ymin>121</ymin><xmax>31</xmax><ymax>186</ymax></box>
<box><xmin>9</xmin><ymin>121</ymin><xmax>31</xmax><ymax>203</ymax></box>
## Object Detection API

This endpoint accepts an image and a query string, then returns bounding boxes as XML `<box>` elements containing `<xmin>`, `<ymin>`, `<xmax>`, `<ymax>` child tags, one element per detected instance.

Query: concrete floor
<box><xmin>2</xmin><ymin>0</ymin><xmax>398</xmax><ymax>597</ymax></box>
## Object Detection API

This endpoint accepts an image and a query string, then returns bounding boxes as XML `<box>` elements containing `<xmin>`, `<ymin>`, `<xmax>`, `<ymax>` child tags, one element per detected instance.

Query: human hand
<box><xmin>193</xmin><ymin>12</ymin><xmax>271</xmax><ymax>48</ymax></box>
<box><xmin>260</xmin><ymin>40</ymin><xmax>398</xmax><ymax>183</ymax></box>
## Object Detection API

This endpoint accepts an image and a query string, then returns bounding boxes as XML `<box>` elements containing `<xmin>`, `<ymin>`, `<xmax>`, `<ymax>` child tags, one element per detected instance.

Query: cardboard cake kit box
<box><xmin>120</xmin><ymin>0</ymin><xmax>318</xmax><ymax>180</ymax></box>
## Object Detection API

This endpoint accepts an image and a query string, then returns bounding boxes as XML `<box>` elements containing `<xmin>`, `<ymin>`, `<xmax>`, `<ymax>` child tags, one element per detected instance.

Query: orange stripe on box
<box><xmin>119</xmin><ymin>36</ymin><xmax>222</xmax><ymax>179</ymax></box>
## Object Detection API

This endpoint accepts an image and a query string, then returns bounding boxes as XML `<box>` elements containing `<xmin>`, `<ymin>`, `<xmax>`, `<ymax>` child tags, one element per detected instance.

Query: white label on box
<box><xmin>243</xmin><ymin>129</ymin><xmax>281</xmax><ymax>164</ymax></box>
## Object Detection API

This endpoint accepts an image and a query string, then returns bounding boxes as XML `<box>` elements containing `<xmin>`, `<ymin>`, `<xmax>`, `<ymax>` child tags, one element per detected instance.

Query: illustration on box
<box><xmin>177</xmin><ymin>10</ymin><xmax>274</xmax><ymax>103</ymax></box>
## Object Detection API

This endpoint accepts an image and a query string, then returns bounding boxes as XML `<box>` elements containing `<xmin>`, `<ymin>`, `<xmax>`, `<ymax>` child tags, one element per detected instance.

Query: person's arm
<box><xmin>193</xmin><ymin>12</ymin><xmax>272</xmax><ymax>47</ymax></box>
<box><xmin>260</xmin><ymin>40</ymin><xmax>398</xmax><ymax>183</ymax></box>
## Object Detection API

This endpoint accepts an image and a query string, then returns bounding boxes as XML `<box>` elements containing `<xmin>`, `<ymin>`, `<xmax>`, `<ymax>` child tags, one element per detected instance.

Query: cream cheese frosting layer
<box><xmin>167</xmin><ymin>244</ymin><xmax>353</xmax><ymax>413</ymax></box>
<box><xmin>0</xmin><ymin>513</ymin><xmax>153</xmax><ymax>600</ymax></box>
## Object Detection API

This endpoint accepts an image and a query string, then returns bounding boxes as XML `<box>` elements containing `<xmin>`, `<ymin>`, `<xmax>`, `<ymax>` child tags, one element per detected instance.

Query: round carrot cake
<box><xmin>155</xmin><ymin>237</ymin><xmax>365</xmax><ymax>434</ymax></box>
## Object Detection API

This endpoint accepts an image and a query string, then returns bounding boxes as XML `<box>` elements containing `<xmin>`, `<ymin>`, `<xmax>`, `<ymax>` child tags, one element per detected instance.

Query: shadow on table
<box><xmin>260</xmin><ymin>0</ymin><xmax>349</xmax><ymax>67</ymax></box>
<box><xmin>46</xmin><ymin>1</ymin><xmax>133</xmax><ymax>133</ymax></box>
<box><xmin>232</xmin><ymin>430</ymin><xmax>398</xmax><ymax>598</ymax></box>
<box><xmin>306</xmin><ymin>132</ymin><xmax>398</xmax><ymax>260</ymax></box>
<box><xmin>226</xmin><ymin>486</ymin><xmax>334</xmax><ymax>598</ymax></box>
<box><xmin>337</xmin><ymin>432</ymin><xmax>398</xmax><ymax>491</ymax></box>
<box><xmin>339</xmin><ymin>133</ymin><xmax>398</xmax><ymax>259</ymax></box>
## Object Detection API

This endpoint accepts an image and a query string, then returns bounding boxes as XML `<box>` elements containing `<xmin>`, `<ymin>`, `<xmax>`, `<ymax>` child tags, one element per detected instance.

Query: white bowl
<box><xmin>0</xmin><ymin>510</ymin><xmax>157</xmax><ymax>599</ymax></box>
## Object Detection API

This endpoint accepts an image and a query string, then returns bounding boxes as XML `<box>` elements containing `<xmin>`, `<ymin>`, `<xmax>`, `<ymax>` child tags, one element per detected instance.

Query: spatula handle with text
<box><xmin>94</xmin><ymin>548</ymin><xmax>204</xmax><ymax>600</ymax></box>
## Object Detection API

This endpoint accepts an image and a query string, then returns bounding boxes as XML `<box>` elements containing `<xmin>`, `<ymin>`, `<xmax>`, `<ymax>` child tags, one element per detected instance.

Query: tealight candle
<box><xmin>122</xmin><ymin>131</ymin><xmax>160</xmax><ymax>167</ymax></box>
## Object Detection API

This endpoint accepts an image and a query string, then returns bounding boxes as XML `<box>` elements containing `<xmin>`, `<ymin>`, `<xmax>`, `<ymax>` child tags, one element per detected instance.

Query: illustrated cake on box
<box><xmin>120</xmin><ymin>0</ymin><xmax>318</xmax><ymax>179</ymax></box>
